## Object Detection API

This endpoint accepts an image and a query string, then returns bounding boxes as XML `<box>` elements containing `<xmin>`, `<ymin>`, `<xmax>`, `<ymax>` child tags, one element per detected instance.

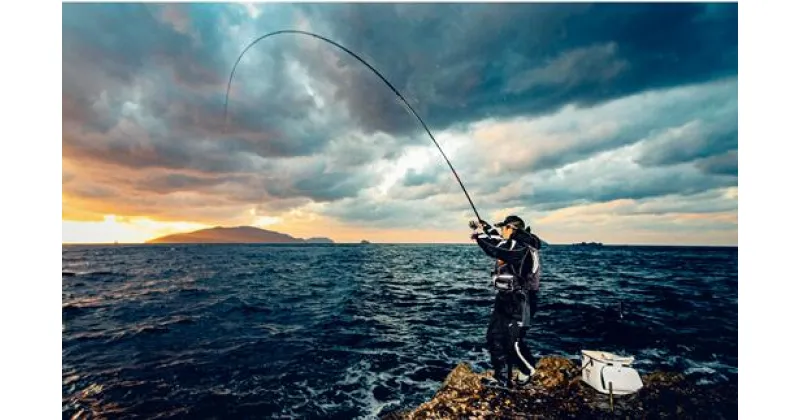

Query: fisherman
<box><xmin>470</xmin><ymin>215</ymin><xmax>543</xmax><ymax>388</ymax></box>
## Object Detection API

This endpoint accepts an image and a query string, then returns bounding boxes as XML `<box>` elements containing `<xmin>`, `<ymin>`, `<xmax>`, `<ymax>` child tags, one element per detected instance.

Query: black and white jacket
<box><xmin>475</xmin><ymin>227</ymin><xmax>542</xmax><ymax>292</ymax></box>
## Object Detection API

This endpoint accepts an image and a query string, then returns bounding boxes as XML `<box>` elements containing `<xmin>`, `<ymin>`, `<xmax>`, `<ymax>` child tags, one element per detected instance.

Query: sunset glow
<box><xmin>62</xmin><ymin>216</ymin><xmax>212</xmax><ymax>244</ymax></box>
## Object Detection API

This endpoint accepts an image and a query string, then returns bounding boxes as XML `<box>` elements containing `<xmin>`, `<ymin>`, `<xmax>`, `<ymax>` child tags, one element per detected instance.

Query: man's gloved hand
<box><xmin>469</xmin><ymin>220</ymin><xmax>491</xmax><ymax>230</ymax></box>
<box><xmin>469</xmin><ymin>220</ymin><xmax>492</xmax><ymax>240</ymax></box>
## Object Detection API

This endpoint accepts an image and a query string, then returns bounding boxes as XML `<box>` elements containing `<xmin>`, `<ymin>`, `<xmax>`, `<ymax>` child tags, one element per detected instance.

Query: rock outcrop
<box><xmin>383</xmin><ymin>356</ymin><xmax>736</xmax><ymax>419</ymax></box>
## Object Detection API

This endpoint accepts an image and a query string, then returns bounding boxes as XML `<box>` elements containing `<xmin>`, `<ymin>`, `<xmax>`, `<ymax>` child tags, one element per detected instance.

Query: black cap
<box><xmin>493</xmin><ymin>215</ymin><xmax>525</xmax><ymax>229</ymax></box>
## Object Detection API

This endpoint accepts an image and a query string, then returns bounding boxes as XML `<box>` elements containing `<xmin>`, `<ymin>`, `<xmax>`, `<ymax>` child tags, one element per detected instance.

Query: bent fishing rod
<box><xmin>223</xmin><ymin>29</ymin><xmax>484</xmax><ymax>224</ymax></box>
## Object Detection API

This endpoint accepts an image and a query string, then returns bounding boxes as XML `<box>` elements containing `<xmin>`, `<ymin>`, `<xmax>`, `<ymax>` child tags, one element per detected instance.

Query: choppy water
<box><xmin>62</xmin><ymin>244</ymin><xmax>737</xmax><ymax>419</ymax></box>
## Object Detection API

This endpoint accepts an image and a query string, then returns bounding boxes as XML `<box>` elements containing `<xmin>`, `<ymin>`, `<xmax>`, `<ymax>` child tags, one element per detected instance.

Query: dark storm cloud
<box><xmin>263</xmin><ymin>165</ymin><xmax>376</xmax><ymax>202</ymax></box>
<box><xmin>62</xmin><ymin>3</ymin><xmax>340</xmax><ymax>170</ymax></box>
<box><xmin>62</xmin><ymin>128</ymin><xmax>261</xmax><ymax>174</ymax></box>
<box><xmin>321</xmin><ymin>197</ymin><xmax>447</xmax><ymax>227</ymax></box>
<box><xmin>526</xmin><ymin>171</ymin><xmax>736</xmax><ymax>209</ymax></box>
<box><xmin>297</xmin><ymin>2</ymin><xmax>737</xmax><ymax>134</ymax></box>
<box><xmin>134</xmin><ymin>173</ymin><xmax>253</xmax><ymax>194</ymax></box>
<box><xmin>694</xmin><ymin>150</ymin><xmax>738</xmax><ymax>176</ymax></box>
<box><xmin>68</xmin><ymin>184</ymin><xmax>118</xmax><ymax>200</ymax></box>
<box><xmin>62</xmin><ymin>2</ymin><xmax>737</xmax><ymax>226</ymax></box>
<box><xmin>634</xmin><ymin>119</ymin><xmax>738</xmax><ymax>170</ymax></box>
<box><xmin>62</xmin><ymin>3</ymin><xmax>239</xmax><ymax>89</ymax></box>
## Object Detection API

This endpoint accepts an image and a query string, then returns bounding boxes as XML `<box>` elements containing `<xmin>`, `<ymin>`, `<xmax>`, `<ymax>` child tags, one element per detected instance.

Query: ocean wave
<box><xmin>62</xmin><ymin>244</ymin><xmax>738</xmax><ymax>418</ymax></box>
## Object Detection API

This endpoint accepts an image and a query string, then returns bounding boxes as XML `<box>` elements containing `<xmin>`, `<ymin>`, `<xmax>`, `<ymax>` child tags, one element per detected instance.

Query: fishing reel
<box><xmin>492</xmin><ymin>273</ymin><xmax>518</xmax><ymax>292</ymax></box>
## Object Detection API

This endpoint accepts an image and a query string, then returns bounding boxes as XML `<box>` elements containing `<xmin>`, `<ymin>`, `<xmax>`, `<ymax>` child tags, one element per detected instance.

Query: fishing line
<box><xmin>223</xmin><ymin>29</ymin><xmax>483</xmax><ymax>223</ymax></box>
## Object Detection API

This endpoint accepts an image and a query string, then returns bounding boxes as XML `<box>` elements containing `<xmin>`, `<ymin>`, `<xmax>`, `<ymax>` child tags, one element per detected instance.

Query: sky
<box><xmin>62</xmin><ymin>3</ymin><xmax>738</xmax><ymax>245</ymax></box>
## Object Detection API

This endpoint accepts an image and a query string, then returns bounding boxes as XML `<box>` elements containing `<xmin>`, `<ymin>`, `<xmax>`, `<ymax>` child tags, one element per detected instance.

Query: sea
<box><xmin>62</xmin><ymin>244</ymin><xmax>738</xmax><ymax>419</ymax></box>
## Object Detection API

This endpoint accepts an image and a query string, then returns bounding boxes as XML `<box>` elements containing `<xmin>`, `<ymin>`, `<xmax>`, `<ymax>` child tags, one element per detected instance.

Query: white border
<box><xmin>740</xmin><ymin>0</ymin><xmax>797</xmax><ymax>417</ymax></box>
<box><xmin>8</xmin><ymin>0</ymin><xmax>783</xmax><ymax>418</ymax></box>
<box><xmin>3</xmin><ymin>0</ymin><xmax>61</xmax><ymax>418</ymax></box>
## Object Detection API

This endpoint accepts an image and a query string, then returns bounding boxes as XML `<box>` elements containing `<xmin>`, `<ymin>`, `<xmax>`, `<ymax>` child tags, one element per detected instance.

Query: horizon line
<box><xmin>62</xmin><ymin>241</ymin><xmax>738</xmax><ymax>248</ymax></box>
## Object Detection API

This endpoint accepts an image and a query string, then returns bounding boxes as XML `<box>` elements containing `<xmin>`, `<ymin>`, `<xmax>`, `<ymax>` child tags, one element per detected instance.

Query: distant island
<box><xmin>146</xmin><ymin>226</ymin><xmax>334</xmax><ymax>244</ymax></box>
<box><xmin>360</xmin><ymin>240</ymin><xmax>371</xmax><ymax>244</ymax></box>
<box><xmin>306</xmin><ymin>237</ymin><xmax>336</xmax><ymax>244</ymax></box>
<box><xmin>570</xmin><ymin>241</ymin><xmax>603</xmax><ymax>247</ymax></box>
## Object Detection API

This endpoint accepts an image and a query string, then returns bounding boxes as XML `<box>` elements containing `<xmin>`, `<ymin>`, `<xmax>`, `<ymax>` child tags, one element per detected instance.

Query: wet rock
<box><xmin>382</xmin><ymin>356</ymin><xmax>736</xmax><ymax>419</ymax></box>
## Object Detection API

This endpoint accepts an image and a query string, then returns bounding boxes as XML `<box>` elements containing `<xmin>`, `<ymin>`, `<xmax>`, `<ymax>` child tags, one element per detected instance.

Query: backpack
<box><xmin>520</xmin><ymin>245</ymin><xmax>541</xmax><ymax>292</ymax></box>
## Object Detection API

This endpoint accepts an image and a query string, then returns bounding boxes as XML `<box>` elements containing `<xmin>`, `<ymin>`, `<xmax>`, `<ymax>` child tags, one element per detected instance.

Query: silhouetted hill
<box><xmin>146</xmin><ymin>226</ymin><xmax>334</xmax><ymax>244</ymax></box>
